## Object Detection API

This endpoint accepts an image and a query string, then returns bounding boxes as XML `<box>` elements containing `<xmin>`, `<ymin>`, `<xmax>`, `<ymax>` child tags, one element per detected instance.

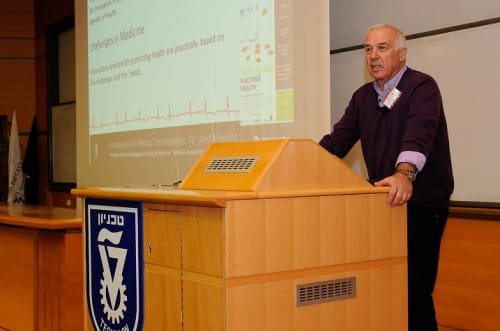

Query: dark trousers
<box><xmin>407</xmin><ymin>206</ymin><xmax>448</xmax><ymax>331</ymax></box>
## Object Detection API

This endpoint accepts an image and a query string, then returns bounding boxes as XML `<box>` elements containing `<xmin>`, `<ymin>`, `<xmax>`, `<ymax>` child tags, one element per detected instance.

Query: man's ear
<box><xmin>399</xmin><ymin>47</ymin><xmax>408</xmax><ymax>61</ymax></box>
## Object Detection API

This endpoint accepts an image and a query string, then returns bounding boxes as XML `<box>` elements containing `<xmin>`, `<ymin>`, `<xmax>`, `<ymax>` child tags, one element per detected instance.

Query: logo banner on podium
<box><xmin>85</xmin><ymin>199</ymin><xmax>144</xmax><ymax>331</ymax></box>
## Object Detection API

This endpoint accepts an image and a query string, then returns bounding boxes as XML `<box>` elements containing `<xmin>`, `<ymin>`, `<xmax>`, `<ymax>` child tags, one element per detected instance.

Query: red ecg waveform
<box><xmin>90</xmin><ymin>96</ymin><xmax>239</xmax><ymax>129</ymax></box>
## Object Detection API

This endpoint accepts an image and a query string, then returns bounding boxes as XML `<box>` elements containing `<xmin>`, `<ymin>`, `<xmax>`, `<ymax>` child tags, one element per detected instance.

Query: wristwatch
<box><xmin>395</xmin><ymin>168</ymin><xmax>417</xmax><ymax>183</ymax></box>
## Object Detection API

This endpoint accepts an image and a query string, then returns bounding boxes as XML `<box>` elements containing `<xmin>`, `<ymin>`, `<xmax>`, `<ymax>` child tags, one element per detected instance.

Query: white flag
<box><xmin>8</xmin><ymin>111</ymin><xmax>25</xmax><ymax>203</ymax></box>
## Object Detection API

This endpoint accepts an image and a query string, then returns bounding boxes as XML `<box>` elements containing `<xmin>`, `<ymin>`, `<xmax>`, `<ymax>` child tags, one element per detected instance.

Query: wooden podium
<box><xmin>73</xmin><ymin>139</ymin><xmax>407</xmax><ymax>331</ymax></box>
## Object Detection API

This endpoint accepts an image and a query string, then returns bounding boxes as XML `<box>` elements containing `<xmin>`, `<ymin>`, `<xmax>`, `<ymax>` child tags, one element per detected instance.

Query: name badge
<box><xmin>383</xmin><ymin>88</ymin><xmax>402</xmax><ymax>109</ymax></box>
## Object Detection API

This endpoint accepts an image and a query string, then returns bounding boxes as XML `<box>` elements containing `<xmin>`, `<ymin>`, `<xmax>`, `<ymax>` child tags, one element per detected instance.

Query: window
<box><xmin>46</xmin><ymin>16</ymin><xmax>76</xmax><ymax>188</ymax></box>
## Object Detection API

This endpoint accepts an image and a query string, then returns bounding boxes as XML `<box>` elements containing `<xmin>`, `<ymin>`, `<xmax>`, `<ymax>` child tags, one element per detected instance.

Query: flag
<box><xmin>23</xmin><ymin>115</ymin><xmax>38</xmax><ymax>204</ymax></box>
<box><xmin>8</xmin><ymin>110</ymin><xmax>25</xmax><ymax>203</ymax></box>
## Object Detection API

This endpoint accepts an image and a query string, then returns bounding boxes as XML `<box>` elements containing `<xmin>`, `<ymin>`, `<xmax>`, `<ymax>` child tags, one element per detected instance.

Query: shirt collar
<box><xmin>373</xmin><ymin>66</ymin><xmax>407</xmax><ymax>107</ymax></box>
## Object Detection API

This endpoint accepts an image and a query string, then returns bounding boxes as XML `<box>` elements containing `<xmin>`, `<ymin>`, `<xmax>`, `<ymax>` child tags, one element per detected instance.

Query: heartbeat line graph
<box><xmin>90</xmin><ymin>96</ymin><xmax>241</xmax><ymax>130</ymax></box>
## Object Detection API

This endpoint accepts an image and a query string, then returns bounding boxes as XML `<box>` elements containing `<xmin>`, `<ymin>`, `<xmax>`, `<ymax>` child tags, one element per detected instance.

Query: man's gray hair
<box><xmin>367</xmin><ymin>24</ymin><xmax>407</xmax><ymax>50</ymax></box>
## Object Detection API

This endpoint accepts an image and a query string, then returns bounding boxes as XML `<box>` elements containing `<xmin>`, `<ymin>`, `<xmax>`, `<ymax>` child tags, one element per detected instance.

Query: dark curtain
<box><xmin>22</xmin><ymin>116</ymin><xmax>38</xmax><ymax>204</ymax></box>
<box><xmin>0</xmin><ymin>116</ymin><xmax>8</xmax><ymax>202</ymax></box>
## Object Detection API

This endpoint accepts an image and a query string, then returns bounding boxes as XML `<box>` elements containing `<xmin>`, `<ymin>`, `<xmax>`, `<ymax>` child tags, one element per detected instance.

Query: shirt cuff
<box><xmin>396</xmin><ymin>151</ymin><xmax>426</xmax><ymax>172</ymax></box>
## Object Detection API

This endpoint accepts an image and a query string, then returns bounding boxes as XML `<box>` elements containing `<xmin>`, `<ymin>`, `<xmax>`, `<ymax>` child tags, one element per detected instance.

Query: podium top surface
<box><xmin>73</xmin><ymin>139</ymin><xmax>388</xmax><ymax>206</ymax></box>
<box><xmin>72</xmin><ymin>185</ymin><xmax>389</xmax><ymax>207</ymax></box>
<box><xmin>179</xmin><ymin>139</ymin><xmax>372</xmax><ymax>192</ymax></box>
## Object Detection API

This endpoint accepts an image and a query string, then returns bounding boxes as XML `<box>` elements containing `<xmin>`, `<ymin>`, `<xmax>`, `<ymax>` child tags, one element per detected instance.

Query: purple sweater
<box><xmin>320</xmin><ymin>68</ymin><xmax>454</xmax><ymax>208</ymax></box>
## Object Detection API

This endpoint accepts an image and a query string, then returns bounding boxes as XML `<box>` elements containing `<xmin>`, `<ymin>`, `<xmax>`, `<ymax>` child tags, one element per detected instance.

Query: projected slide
<box><xmin>88</xmin><ymin>0</ymin><xmax>293</xmax><ymax>135</ymax></box>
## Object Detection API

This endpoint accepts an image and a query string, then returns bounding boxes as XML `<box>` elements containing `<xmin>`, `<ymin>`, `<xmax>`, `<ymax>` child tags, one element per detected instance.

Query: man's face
<box><xmin>364</xmin><ymin>27</ymin><xmax>407</xmax><ymax>88</ymax></box>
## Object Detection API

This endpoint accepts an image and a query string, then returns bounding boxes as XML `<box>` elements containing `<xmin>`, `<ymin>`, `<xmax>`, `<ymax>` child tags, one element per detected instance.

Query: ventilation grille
<box><xmin>296</xmin><ymin>277</ymin><xmax>356</xmax><ymax>306</ymax></box>
<box><xmin>204</xmin><ymin>156</ymin><xmax>259</xmax><ymax>173</ymax></box>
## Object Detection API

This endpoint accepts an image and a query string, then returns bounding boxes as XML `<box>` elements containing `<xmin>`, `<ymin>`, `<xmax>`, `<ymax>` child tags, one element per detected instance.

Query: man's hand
<box><xmin>374</xmin><ymin>172</ymin><xmax>413</xmax><ymax>206</ymax></box>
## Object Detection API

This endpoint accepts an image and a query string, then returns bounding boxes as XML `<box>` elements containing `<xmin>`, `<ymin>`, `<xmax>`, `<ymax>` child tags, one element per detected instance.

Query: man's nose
<box><xmin>369</xmin><ymin>49</ymin><xmax>379</xmax><ymax>59</ymax></box>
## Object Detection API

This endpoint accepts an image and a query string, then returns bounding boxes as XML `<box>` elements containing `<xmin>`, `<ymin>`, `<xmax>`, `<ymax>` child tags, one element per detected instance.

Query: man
<box><xmin>319</xmin><ymin>24</ymin><xmax>454</xmax><ymax>330</ymax></box>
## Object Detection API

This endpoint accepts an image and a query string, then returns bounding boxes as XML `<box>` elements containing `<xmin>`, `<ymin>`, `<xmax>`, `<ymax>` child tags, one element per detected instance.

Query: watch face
<box><xmin>408</xmin><ymin>172</ymin><xmax>416</xmax><ymax>182</ymax></box>
<box><xmin>396</xmin><ymin>168</ymin><xmax>416</xmax><ymax>182</ymax></box>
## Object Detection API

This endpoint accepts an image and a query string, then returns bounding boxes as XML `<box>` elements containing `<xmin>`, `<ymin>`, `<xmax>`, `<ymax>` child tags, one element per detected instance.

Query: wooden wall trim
<box><xmin>449</xmin><ymin>203</ymin><xmax>500</xmax><ymax>221</ymax></box>
<box><xmin>331</xmin><ymin>17</ymin><xmax>500</xmax><ymax>54</ymax></box>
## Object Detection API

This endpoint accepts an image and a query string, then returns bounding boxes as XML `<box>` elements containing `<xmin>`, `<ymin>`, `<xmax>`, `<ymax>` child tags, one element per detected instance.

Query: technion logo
<box><xmin>86</xmin><ymin>199</ymin><xmax>144</xmax><ymax>331</ymax></box>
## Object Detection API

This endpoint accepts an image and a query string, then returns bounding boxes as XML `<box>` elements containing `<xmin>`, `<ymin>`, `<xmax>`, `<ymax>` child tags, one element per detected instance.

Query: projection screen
<box><xmin>75</xmin><ymin>0</ymin><xmax>331</xmax><ymax>187</ymax></box>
